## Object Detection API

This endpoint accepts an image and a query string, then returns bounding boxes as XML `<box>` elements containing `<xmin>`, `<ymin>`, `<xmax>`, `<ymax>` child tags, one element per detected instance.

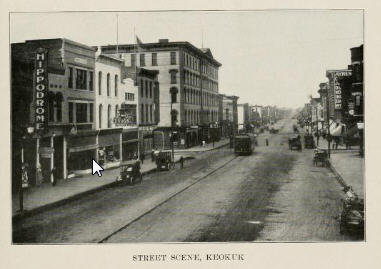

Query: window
<box><xmin>69</xmin><ymin>102</ymin><xmax>74</xmax><ymax>123</ymax></box>
<box><xmin>145</xmin><ymin>80</ymin><xmax>148</xmax><ymax>97</ymax></box>
<box><xmin>140</xmin><ymin>54</ymin><xmax>145</xmax><ymax>66</ymax></box>
<box><xmin>141</xmin><ymin>104</ymin><xmax>144</xmax><ymax>123</ymax></box>
<box><xmin>170</xmin><ymin>70</ymin><xmax>177</xmax><ymax>84</ymax></box>
<box><xmin>150</xmin><ymin>105</ymin><xmax>152</xmax><ymax>122</ymax></box>
<box><xmin>107</xmin><ymin>105</ymin><xmax>111</xmax><ymax>128</ymax></box>
<box><xmin>98</xmin><ymin>71</ymin><xmax>102</xmax><ymax>95</ymax></box>
<box><xmin>49</xmin><ymin>100</ymin><xmax>54</xmax><ymax>122</ymax></box>
<box><xmin>170</xmin><ymin>52</ymin><xmax>176</xmax><ymax>65</ymax></box>
<box><xmin>170</xmin><ymin>87</ymin><xmax>178</xmax><ymax>103</ymax></box>
<box><xmin>149</xmin><ymin>82</ymin><xmax>152</xmax><ymax>98</ymax></box>
<box><xmin>56</xmin><ymin>100</ymin><xmax>62</xmax><ymax>122</ymax></box>
<box><xmin>107</xmin><ymin>73</ymin><xmax>110</xmax><ymax>96</ymax></box>
<box><xmin>76</xmin><ymin>103</ymin><xmax>88</xmax><ymax>123</ymax></box>
<box><xmin>68</xmin><ymin>67</ymin><xmax>73</xmax><ymax>88</ymax></box>
<box><xmin>115</xmin><ymin>74</ymin><xmax>118</xmax><ymax>96</ymax></box>
<box><xmin>88</xmin><ymin>71</ymin><xmax>93</xmax><ymax>91</ymax></box>
<box><xmin>99</xmin><ymin>104</ymin><xmax>102</xmax><ymax>128</ymax></box>
<box><xmin>76</xmin><ymin>69</ymin><xmax>87</xmax><ymax>90</ymax></box>
<box><xmin>131</xmin><ymin>54</ymin><xmax>136</xmax><ymax>67</ymax></box>
<box><xmin>89</xmin><ymin>103</ymin><xmax>93</xmax><ymax>122</ymax></box>
<box><xmin>115</xmin><ymin>105</ymin><xmax>118</xmax><ymax>118</ymax></box>
<box><xmin>140</xmin><ymin>79</ymin><xmax>144</xmax><ymax>97</ymax></box>
<box><xmin>125</xmin><ymin>93</ymin><xmax>128</xmax><ymax>100</ymax></box>
<box><xmin>152</xmin><ymin>53</ymin><xmax>157</xmax><ymax>66</ymax></box>
<box><xmin>145</xmin><ymin>104</ymin><xmax>149</xmax><ymax>123</ymax></box>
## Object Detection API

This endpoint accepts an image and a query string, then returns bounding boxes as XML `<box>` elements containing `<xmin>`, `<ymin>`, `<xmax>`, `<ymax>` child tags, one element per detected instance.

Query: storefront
<box><xmin>122</xmin><ymin>128</ymin><xmax>139</xmax><ymax>161</ymax></box>
<box><xmin>98</xmin><ymin>128</ymin><xmax>122</xmax><ymax>167</ymax></box>
<box><xmin>67</xmin><ymin>130</ymin><xmax>98</xmax><ymax>174</ymax></box>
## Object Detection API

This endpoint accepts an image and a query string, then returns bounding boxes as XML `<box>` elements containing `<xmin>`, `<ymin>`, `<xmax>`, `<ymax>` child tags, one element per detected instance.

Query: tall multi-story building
<box><xmin>100</xmin><ymin>39</ymin><xmax>221</xmax><ymax>147</ymax></box>
<box><xmin>12</xmin><ymin>38</ymin><xmax>97</xmax><ymax>188</ymax></box>
<box><xmin>219</xmin><ymin>94</ymin><xmax>239</xmax><ymax>137</ymax></box>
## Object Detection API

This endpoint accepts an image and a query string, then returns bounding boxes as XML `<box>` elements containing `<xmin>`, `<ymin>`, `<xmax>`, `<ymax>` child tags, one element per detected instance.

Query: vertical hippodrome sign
<box><xmin>34</xmin><ymin>48</ymin><xmax>49</xmax><ymax>131</ymax></box>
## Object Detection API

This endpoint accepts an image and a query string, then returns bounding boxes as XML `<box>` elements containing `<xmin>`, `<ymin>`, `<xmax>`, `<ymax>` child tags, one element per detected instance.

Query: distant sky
<box><xmin>10</xmin><ymin>10</ymin><xmax>363</xmax><ymax>108</ymax></box>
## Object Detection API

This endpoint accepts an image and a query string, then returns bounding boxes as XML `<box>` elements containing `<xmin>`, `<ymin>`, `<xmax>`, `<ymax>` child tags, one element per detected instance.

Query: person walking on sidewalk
<box><xmin>180</xmin><ymin>156</ymin><xmax>184</xmax><ymax>169</ymax></box>
<box><xmin>266</xmin><ymin>138</ymin><xmax>269</xmax><ymax>146</ymax></box>
<box><xmin>140</xmin><ymin>151</ymin><xmax>145</xmax><ymax>164</ymax></box>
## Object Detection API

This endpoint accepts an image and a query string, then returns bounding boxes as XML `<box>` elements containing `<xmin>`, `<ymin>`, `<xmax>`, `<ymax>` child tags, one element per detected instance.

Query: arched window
<box><xmin>107</xmin><ymin>104</ymin><xmax>111</xmax><ymax>128</ymax></box>
<box><xmin>98</xmin><ymin>71</ymin><xmax>102</xmax><ymax>95</ymax></box>
<box><xmin>115</xmin><ymin>74</ymin><xmax>118</xmax><ymax>96</ymax></box>
<box><xmin>107</xmin><ymin>73</ymin><xmax>110</xmax><ymax>96</ymax></box>
<box><xmin>99</xmin><ymin>104</ymin><xmax>103</xmax><ymax>128</ymax></box>
<box><xmin>115</xmin><ymin>104</ymin><xmax>118</xmax><ymax>118</ymax></box>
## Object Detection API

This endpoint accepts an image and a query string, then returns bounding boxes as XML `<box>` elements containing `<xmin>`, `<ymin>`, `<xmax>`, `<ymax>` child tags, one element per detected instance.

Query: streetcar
<box><xmin>234</xmin><ymin>134</ymin><xmax>256</xmax><ymax>155</ymax></box>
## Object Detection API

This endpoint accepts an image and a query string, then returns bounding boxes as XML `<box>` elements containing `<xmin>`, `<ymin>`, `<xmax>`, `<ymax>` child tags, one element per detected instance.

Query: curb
<box><xmin>174</xmin><ymin>142</ymin><xmax>229</xmax><ymax>154</ymax></box>
<box><xmin>12</xmin><ymin>157</ymin><xmax>194</xmax><ymax>222</ymax></box>
<box><xmin>327</xmin><ymin>159</ymin><xmax>348</xmax><ymax>189</ymax></box>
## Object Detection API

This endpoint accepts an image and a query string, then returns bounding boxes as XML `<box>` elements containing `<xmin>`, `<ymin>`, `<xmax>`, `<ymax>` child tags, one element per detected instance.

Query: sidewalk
<box><xmin>314</xmin><ymin>137</ymin><xmax>364</xmax><ymax>198</ymax></box>
<box><xmin>13</xmin><ymin>140</ymin><xmax>229</xmax><ymax>218</ymax></box>
<box><xmin>174</xmin><ymin>138</ymin><xmax>230</xmax><ymax>153</ymax></box>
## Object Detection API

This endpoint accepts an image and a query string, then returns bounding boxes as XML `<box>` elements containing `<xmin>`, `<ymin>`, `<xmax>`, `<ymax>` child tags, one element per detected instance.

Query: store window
<box><xmin>76</xmin><ymin>69</ymin><xmax>87</xmax><ymax>90</ymax></box>
<box><xmin>76</xmin><ymin>103</ymin><xmax>88</xmax><ymax>123</ymax></box>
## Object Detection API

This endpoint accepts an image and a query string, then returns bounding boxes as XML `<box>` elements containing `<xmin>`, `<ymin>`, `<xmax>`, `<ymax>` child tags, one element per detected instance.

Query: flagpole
<box><xmin>134</xmin><ymin>27</ymin><xmax>140</xmax><ymax>160</ymax></box>
<box><xmin>116</xmin><ymin>13</ymin><xmax>119</xmax><ymax>55</ymax></box>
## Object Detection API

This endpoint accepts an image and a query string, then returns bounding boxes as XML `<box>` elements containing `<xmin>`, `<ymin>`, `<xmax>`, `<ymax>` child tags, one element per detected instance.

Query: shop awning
<box><xmin>69</xmin><ymin>144</ymin><xmax>98</xmax><ymax>153</ymax></box>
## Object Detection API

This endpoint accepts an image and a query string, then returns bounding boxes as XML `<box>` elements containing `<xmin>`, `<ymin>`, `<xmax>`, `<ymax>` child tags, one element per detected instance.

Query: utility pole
<box><xmin>326</xmin><ymin>93</ymin><xmax>331</xmax><ymax>158</ymax></box>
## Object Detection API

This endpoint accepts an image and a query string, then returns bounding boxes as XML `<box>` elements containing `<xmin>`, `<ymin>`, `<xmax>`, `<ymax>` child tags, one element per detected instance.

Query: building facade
<box><xmin>100</xmin><ymin>39</ymin><xmax>221</xmax><ymax>147</ymax></box>
<box><xmin>12</xmin><ymin>38</ymin><xmax>97</xmax><ymax>189</ymax></box>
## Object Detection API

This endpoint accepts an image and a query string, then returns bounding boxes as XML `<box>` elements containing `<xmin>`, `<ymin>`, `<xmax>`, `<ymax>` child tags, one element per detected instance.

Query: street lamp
<box><xmin>18</xmin><ymin>126</ymin><xmax>35</xmax><ymax>212</ymax></box>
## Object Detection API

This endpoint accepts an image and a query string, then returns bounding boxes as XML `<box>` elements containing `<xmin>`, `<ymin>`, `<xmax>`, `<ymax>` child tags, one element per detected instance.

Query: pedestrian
<box><xmin>51</xmin><ymin>166</ymin><xmax>57</xmax><ymax>186</ymax></box>
<box><xmin>180</xmin><ymin>156</ymin><xmax>184</xmax><ymax>169</ymax></box>
<box><xmin>151</xmin><ymin>149</ymin><xmax>155</xmax><ymax>162</ymax></box>
<box><xmin>266</xmin><ymin>138</ymin><xmax>269</xmax><ymax>146</ymax></box>
<box><xmin>140</xmin><ymin>152</ymin><xmax>145</xmax><ymax>164</ymax></box>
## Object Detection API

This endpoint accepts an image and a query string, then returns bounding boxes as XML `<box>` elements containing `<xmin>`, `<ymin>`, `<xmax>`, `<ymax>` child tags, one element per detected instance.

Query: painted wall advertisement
<box><xmin>34</xmin><ymin>48</ymin><xmax>49</xmax><ymax>132</ymax></box>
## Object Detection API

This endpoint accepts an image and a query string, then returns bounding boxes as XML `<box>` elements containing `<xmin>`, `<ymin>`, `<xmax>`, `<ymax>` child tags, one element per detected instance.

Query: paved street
<box><xmin>13</xmin><ymin>118</ymin><xmax>359</xmax><ymax>243</ymax></box>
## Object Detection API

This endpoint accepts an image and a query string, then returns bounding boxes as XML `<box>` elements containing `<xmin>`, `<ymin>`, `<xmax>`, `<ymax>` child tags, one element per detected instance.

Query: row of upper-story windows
<box><xmin>203</xmin><ymin>78</ymin><xmax>218</xmax><ymax>92</ymax></box>
<box><xmin>184</xmin><ymin>52</ymin><xmax>199</xmax><ymax>71</ymax></box>
<box><xmin>184</xmin><ymin>88</ymin><xmax>219</xmax><ymax>106</ymax></box>
<box><xmin>201</xmin><ymin>62</ymin><xmax>218</xmax><ymax>80</ymax></box>
<box><xmin>130</xmin><ymin>51</ymin><xmax>177</xmax><ymax>67</ymax></box>
<box><xmin>98</xmin><ymin>71</ymin><xmax>119</xmax><ymax>97</ymax></box>
<box><xmin>140</xmin><ymin>78</ymin><xmax>154</xmax><ymax>99</ymax></box>
<box><xmin>68</xmin><ymin>102</ymin><xmax>94</xmax><ymax>124</ymax></box>
<box><xmin>140</xmin><ymin>103</ymin><xmax>155</xmax><ymax>124</ymax></box>
<box><xmin>184</xmin><ymin>70</ymin><xmax>200</xmax><ymax>87</ymax></box>
<box><xmin>68</xmin><ymin>67</ymin><xmax>94</xmax><ymax>91</ymax></box>
<box><xmin>125</xmin><ymin>92</ymin><xmax>135</xmax><ymax>101</ymax></box>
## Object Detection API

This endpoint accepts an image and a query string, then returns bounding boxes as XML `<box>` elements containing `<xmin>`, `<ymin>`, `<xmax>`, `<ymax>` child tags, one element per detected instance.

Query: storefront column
<box><xmin>63</xmin><ymin>136</ymin><xmax>67</xmax><ymax>179</ymax></box>
<box><xmin>50</xmin><ymin>135</ymin><xmax>54</xmax><ymax>183</ymax></box>
<box><xmin>35</xmin><ymin>137</ymin><xmax>41</xmax><ymax>185</ymax></box>
<box><xmin>119</xmin><ymin>133</ymin><xmax>123</xmax><ymax>161</ymax></box>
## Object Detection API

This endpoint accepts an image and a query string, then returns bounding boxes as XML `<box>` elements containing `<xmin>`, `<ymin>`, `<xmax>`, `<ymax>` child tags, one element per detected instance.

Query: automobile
<box><xmin>288</xmin><ymin>135</ymin><xmax>302</xmax><ymax>151</ymax></box>
<box><xmin>313</xmin><ymin>148</ymin><xmax>328</xmax><ymax>166</ymax></box>
<box><xmin>156</xmin><ymin>151</ymin><xmax>173</xmax><ymax>171</ymax></box>
<box><xmin>340</xmin><ymin>197</ymin><xmax>364</xmax><ymax>236</ymax></box>
<box><xmin>116</xmin><ymin>160</ymin><xmax>142</xmax><ymax>185</ymax></box>
<box><xmin>304</xmin><ymin>134</ymin><xmax>315</xmax><ymax>149</ymax></box>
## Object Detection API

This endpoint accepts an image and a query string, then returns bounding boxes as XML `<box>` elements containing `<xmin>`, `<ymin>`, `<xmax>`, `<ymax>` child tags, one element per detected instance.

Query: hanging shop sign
<box><xmin>34</xmin><ymin>48</ymin><xmax>49</xmax><ymax>132</ymax></box>
<box><xmin>329</xmin><ymin>70</ymin><xmax>351</xmax><ymax>110</ymax></box>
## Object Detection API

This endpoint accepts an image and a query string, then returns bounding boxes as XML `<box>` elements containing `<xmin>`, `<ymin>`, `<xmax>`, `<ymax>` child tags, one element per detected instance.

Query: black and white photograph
<box><xmin>9</xmin><ymin>9</ymin><xmax>365</xmax><ymax>244</ymax></box>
